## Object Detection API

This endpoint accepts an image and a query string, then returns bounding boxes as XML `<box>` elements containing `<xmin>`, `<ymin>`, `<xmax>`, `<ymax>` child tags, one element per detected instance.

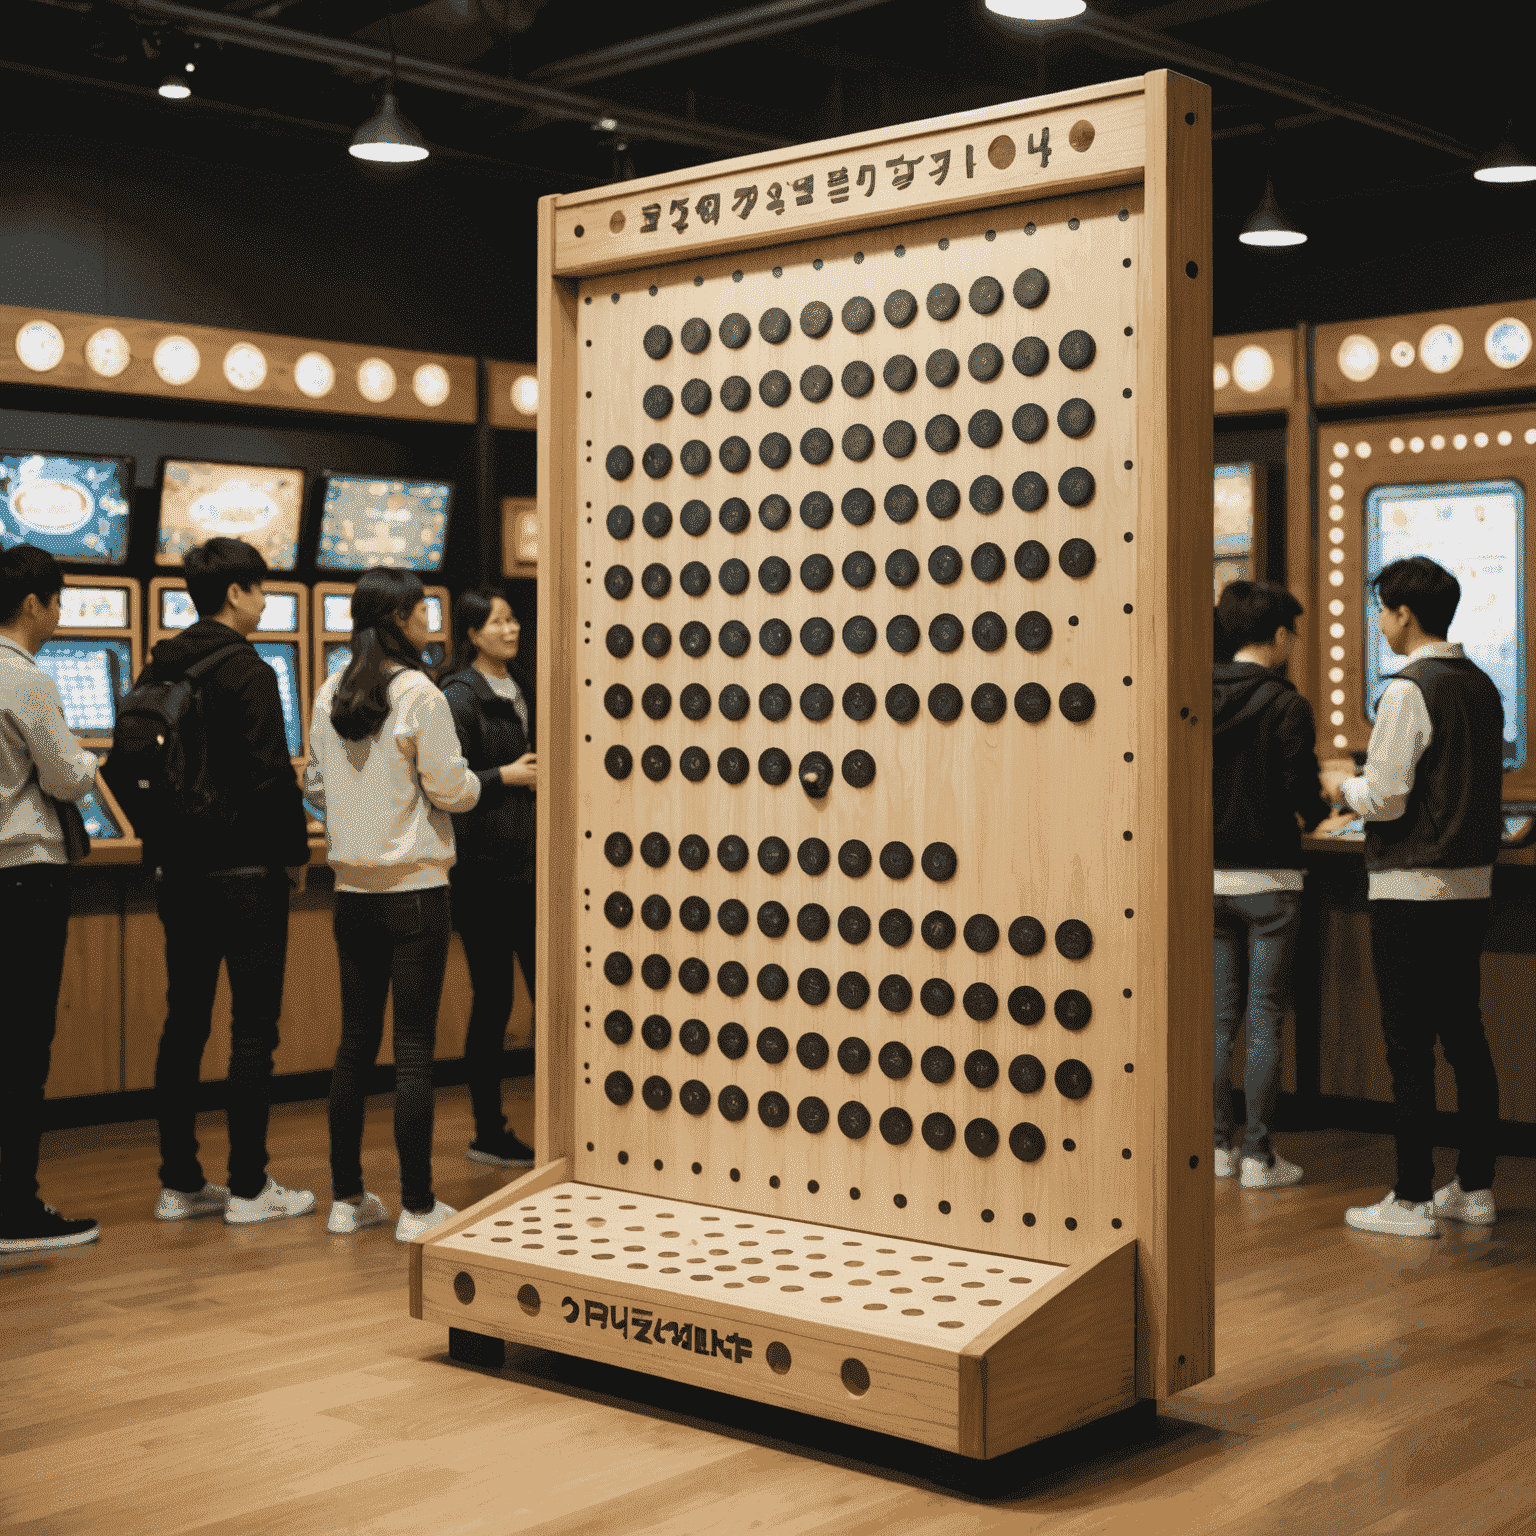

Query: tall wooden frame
<box><xmin>415</xmin><ymin>72</ymin><xmax>1214</xmax><ymax>1457</ymax></box>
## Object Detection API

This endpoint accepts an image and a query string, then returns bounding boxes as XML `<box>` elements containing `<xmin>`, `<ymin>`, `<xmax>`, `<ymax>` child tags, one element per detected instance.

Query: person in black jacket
<box><xmin>147</xmin><ymin>537</ymin><xmax>314</xmax><ymax>1226</ymax></box>
<box><xmin>438</xmin><ymin>587</ymin><xmax>538</xmax><ymax>1169</ymax></box>
<box><xmin>1212</xmin><ymin>582</ymin><xmax>1338</xmax><ymax>1190</ymax></box>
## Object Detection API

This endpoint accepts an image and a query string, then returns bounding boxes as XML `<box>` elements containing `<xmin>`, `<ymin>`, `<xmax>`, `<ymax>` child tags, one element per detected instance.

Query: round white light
<box><xmin>1333</xmin><ymin>733</ymin><xmax>1349</xmax><ymax>748</ymax></box>
<box><xmin>1419</xmin><ymin>324</ymin><xmax>1463</xmax><ymax>373</ymax></box>
<box><xmin>1213</xmin><ymin>361</ymin><xmax>1230</xmax><ymax>390</ymax></box>
<box><xmin>1526</xmin><ymin>429</ymin><xmax>1536</xmax><ymax>445</ymax></box>
<box><xmin>1390</xmin><ymin>341</ymin><xmax>1415</xmax><ymax>368</ymax></box>
<box><xmin>1330</xmin><ymin>710</ymin><xmax>1345</xmax><ymax>724</ymax></box>
<box><xmin>1498</xmin><ymin>430</ymin><xmax>1513</xmax><ymax>445</ymax></box>
<box><xmin>1329</xmin><ymin>504</ymin><xmax>1344</xmax><ymax>518</ymax></box>
<box><xmin>1331</xmin><ymin>689</ymin><xmax>1346</xmax><ymax>704</ymax></box>
<box><xmin>1410</xmin><ymin>436</ymin><xmax>1424</xmax><ymax>453</ymax></box>
<box><xmin>1430</xmin><ymin>434</ymin><xmax>1445</xmax><ymax>450</ymax></box>
<box><xmin>1454</xmin><ymin>433</ymin><xmax>1467</xmax><ymax>449</ymax></box>
<box><xmin>1475</xmin><ymin>432</ymin><xmax>1490</xmax><ymax>447</ymax></box>
<box><xmin>223</xmin><ymin>342</ymin><xmax>267</xmax><ymax>392</ymax></box>
<box><xmin>511</xmin><ymin>374</ymin><xmax>540</xmax><ymax>415</ymax></box>
<box><xmin>84</xmin><ymin>327</ymin><xmax>131</xmax><ymax>378</ymax></box>
<box><xmin>1484</xmin><ymin>318</ymin><xmax>1531</xmax><ymax>369</ymax></box>
<box><xmin>294</xmin><ymin>351</ymin><xmax>335</xmax><ymax>399</ymax></box>
<box><xmin>15</xmin><ymin>319</ymin><xmax>65</xmax><ymax>372</ymax></box>
<box><xmin>158</xmin><ymin>76</ymin><xmax>191</xmax><ymax>100</ymax></box>
<box><xmin>1328</xmin><ymin>462</ymin><xmax>1343</xmax><ymax>478</ymax></box>
<box><xmin>1232</xmin><ymin>344</ymin><xmax>1274</xmax><ymax>393</ymax></box>
<box><xmin>357</xmin><ymin>358</ymin><xmax>397</xmax><ymax>403</ymax></box>
<box><xmin>1328</xmin><ymin>601</ymin><xmax>1344</xmax><ymax>617</ymax></box>
<box><xmin>1329</xmin><ymin>549</ymin><xmax>1344</xmax><ymax>564</ymax></box>
<box><xmin>153</xmin><ymin>335</ymin><xmax>200</xmax><ymax>386</ymax></box>
<box><xmin>1329</xmin><ymin>527</ymin><xmax>1344</xmax><ymax>544</ymax></box>
<box><xmin>412</xmin><ymin>363</ymin><xmax>451</xmax><ymax>407</ymax></box>
<box><xmin>1329</xmin><ymin>667</ymin><xmax>1344</xmax><ymax>683</ymax></box>
<box><xmin>983</xmin><ymin>0</ymin><xmax>1087</xmax><ymax>17</ymax></box>
<box><xmin>1337</xmin><ymin>334</ymin><xmax>1379</xmax><ymax>383</ymax></box>
<box><xmin>1333</xmin><ymin>441</ymin><xmax>1349</xmax><ymax>459</ymax></box>
<box><xmin>1329</xmin><ymin>485</ymin><xmax>1344</xmax><ymax>501</ymax></box>
<box><xmin>1329</xmin><ymin>622</ymin><xmax>1345</xmax><ymax>636</ymax></box>
<box><xmin>1331</xmin><ymin>645</ymin><xmax>1345</xmax><ymax>659</ymax></box>
<box><xmin>1390</xmin><ymin>437</ymin><xmax>1405</xmax><ymax>453</ymax></box>
<box><xmin>1355</xmin><ymin>441</ymin><xmax>1371</xmax><ymax>458</ymax></box>
<box><xmin>1329</xmin><ymin>572</ymin><xmax>1344</xmax><ymax>586</ymax></box>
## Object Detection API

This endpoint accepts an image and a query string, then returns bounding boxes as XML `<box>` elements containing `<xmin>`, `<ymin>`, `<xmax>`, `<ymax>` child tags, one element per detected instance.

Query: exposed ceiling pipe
<box><xmin>115</xmin><ymin>0</ymin><xmax>791</xmax><ymax>153</ymax></box>
<box><xmin>528</xmin><ymin>0</ymin><xmax>897</xmax><ymax>89</ymax></box>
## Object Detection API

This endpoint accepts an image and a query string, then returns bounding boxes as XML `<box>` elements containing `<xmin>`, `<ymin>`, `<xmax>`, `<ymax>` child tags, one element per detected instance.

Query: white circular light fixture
<box><xmin>1409</xmin><ymin>436</ymin><xmax>1424</xmax><ymax>453</ymax></box>
<box><xmin>1328</xmin><ymin>601</ymin><xmax>1344</xmax><ymax>616</ymax></box>
<box><xmin>15</xmin><ymin>319</ymin><xmax>65</xmax><ymax>372</ymax></box>
<box><xmin>1337</xmin><ymin>335</ymin><xmax>1378</xmax><ymax>382</ymax></box>
<box><xmin>1333</xmin><ymin>441</ymin><xmax>1349</xmax><ymax>459</ymax></box>
<box><xmin>1484</xmin><ymin>317</ymin><xmax>1531</xmax><ymax>369</ymax></box>
<box><xmin>1232</xmin><ymin>344</ymin><xmax>1274</xmax><ymax>392</ymax></box>
<box><xmin>511</xmin><ymin>374</ymin><xmax>540</xmax><ymax>414</ymax></box>
<box><xmin>1454</xmin><ymin>433</ymin><xmax>1467</xmax><ymax>449</ymax></box>
<box><xmin>412</xmin><ymin>363</ymin><xmax>450</xmax><ymax>407</ymax></box>
<box><xmin>983</xmin><ymin>0</ymin><xmax>1086</xmax><ymax>17</ymax></box>
<box><xmin>1473</xmin><ymin>126</ymin><xmax>1536</xmax><ymax>183</ymax></box>
<box><xmin>357</xmin><ymin>357</ymin><xmax>397</xmax><ymax>402</ymax></box>
<box><xmin>1419</xmin><ymin>324</ymin><xmax>1463</xmax><ymax>373</ymax></box>
<box><xmin>153</xmin><ymin>335</ymin><xmax>200</xmax><ymax>386</ymax></box>
<box><xmin>158</xmin><ymin>73</ymin><xmax>191</xmax><ymax>100</ymax></box>
<box><xmin>294</xmin><ymin>351</ymin><xmax>336</xmax><ymax>399</ymax></box>
<box><xmin>1430</xmin><ymin>434</ymin><xmax>1445</xmax><ymax>450</ymax></box>
<box><xmin>223</xmin><ymin>342</ymin><xmax>267</xmax><ymax>392</ymax></box>
<box><xmin>85</xmin><ymin>326</ymin><xmax>131</xmax><ymax>378</ymax></box>
<box><xmin>1333</xmin><ymin>733</ymin><xmax>1349</xmax><ymax>748</ymax></box>
<box><xmin>1329</xmin><ymin>571</ymin><xmax>1343</xmax><ymax>586</ymax></box>
<box><xmin>350</xmin><ymin>92</ymin><xmax>429</xmax><ymax>163</ymax></box>
<box><xmin>1498</xmin><ymin>430</ymin><xmax>1513</xmax><ymax>445</ymax></box>
<box><xmin>1355</xmin><ymin>441</ymin><xmax>1371</xmax><ymax>458</ymax></box>
<box><xmin>1389</xmin><ymin>437</ymin><xmax>1405</xmax><ymax>453</ymax></box>
<box><xmin>1239</xmin><ymin>177</ymin><xmax>1307</xmax><ymax>246</ymax></box>
<box><xmin>1475</xmin><ymin>432</ymin><xmax>1489</xmax><ymax>447</ymax></box>
<box><xmin>1390</xmin><ymin>341</ymin><xmax>1415</xmax><ymax>367</ymax></box>
<box><xmin>1527</xmin><ymin>429</ymin><xmax>1536</xmax><ymax>445</ymax></box>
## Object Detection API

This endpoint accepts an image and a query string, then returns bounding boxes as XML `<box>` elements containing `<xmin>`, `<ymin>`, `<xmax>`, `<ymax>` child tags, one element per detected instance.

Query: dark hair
<box><xmin>439</xmin><ymin>585</ymin><xmax>511</xmax><ymax>683</ymax></box>
<box><xmin>1216</xmin><ymin>580</ymin><xmax>1303</xmax><ymax>652</ymax></box>
<box><xmin>1374</xmin><ymin>555</ymin><xmax>1459</xmax><ymax>638</ymax></box>
<box><xmin>0</xmin><ymin>544</ymin><xmax>64</xmax><ymax>626</ymax></box>
<box><xmin>185</xmin><ymin>537</ymin><xmax>268</xmax><ymax>618</ymax></box>
<box><xmin>1213</xmin><ymin>604</ymin><xmax>1235</xmax><ymax>664</ymax></box>
<box><xmin>329</xmin><ymin>567</ymin><xmax>428</xmax><ymax>741</ymax></box>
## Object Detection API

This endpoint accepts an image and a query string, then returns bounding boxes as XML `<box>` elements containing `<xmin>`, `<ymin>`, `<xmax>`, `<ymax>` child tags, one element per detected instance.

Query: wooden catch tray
<box><xmin>414</xmin><ymin>1162</ymin><xmax>1136</xmax><ymax>1458</ymax></box>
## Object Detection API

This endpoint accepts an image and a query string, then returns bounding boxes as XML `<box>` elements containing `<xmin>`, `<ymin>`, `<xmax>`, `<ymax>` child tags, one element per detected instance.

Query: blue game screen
<box><xmin>253</xmin><ymin>641</ymin><xmax>303</xmax><ymax>759</ymax></box>
<box><xmin>0</xmin><ymin>453</ymin><xmax>134</xmax><ymax>564</ymax></box>
<box><xmin>36</xmin><ymin>639</ymin><xmax>133</xmax><ymax>737</ymax></box>
<box><xmin>78</xmin><ymin>785</ymin><xmax>124</xmax><ymax>839</ymax></box>
<box><xmin>316</xmin><ymin>477</ymin><xmax>451</xmax><ymax>572</ymax></box>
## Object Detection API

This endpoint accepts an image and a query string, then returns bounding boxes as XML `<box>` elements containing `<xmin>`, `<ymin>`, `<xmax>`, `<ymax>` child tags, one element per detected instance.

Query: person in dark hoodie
<box><xmin>147</xmin><ymin>537</ymin><xmax>314</xmax><ymax>1226</ymax></box>
<box><xmin>437</xmin><ymin>588</ymin><xmax>538</xmax><ymax>1170</ymax></box>
<box><xmin>1212</xmin><ymin>581</ymin><xmax>1337</xmax><ymax>1190</ymax></box>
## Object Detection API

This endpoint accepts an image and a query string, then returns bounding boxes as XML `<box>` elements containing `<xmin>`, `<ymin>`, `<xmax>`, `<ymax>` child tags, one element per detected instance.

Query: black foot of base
<box><xmin>449</xmin><ymin>1327</ymin><xmax>506</xmax><ymax>1368</ymax></box>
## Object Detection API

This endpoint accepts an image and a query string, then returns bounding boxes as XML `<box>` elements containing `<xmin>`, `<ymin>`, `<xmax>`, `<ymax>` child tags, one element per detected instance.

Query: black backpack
<box><xmin>102</xmin><ymin>642</ymin><xmax>246</xmax><ymax>849</ymax></box>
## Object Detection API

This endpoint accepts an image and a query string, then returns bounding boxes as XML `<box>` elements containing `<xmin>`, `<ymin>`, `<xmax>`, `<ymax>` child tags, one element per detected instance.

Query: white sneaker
<box><xmin>327</xmin><ymin>1192</ymin><xmax>390</xmax><ymax>1235</ymax></box>
<box><xmin>155</xmin><ymin>1182</ymin><xmax>230</xmax><ymax>1220</ymax></box>
<box><xmin>1214</xmin><ymin>1147</ymin><xmax>1238</xmax><ymax>1178</ymax></box>
<box><xmin>395</xmin><ymin>1199</ymin><xmax>456</xmax><ymax>1243</ymax></box>
<box><xmin>223</xmin><ymin>1178</ymin><xmax>316</xmax><ymax>1225</ymax></box>
<box><xmin>1432</xmin><ymin>1177</ymin><xmax>1496</xmax><ymax>1226</ymax></box>
<box><xmin>1240</xmin><ymin>1152</ymin><xmax>1304</xmax><ymax>1189</ymax></box>
<box><xmin>1344</xmin><ymin>1189</ymin><xmax>1440</xmax><ymax>1238</ymax></box>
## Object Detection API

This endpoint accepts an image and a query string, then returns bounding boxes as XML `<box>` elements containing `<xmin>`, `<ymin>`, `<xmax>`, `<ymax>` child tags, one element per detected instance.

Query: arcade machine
<box><xmin>413</xmin><ymin>71</ymin><xmax>1217</xmax><ymax>1457</ymax></box>
<box><xmin>1</xmin><ymin>448</ymin><xmax>142</xmax><ymax>862</ymax></box>
<box><xmin>1212</xmin><ymin>462</ymin><xmax>1262</xmax><ymax>603</ymax></box>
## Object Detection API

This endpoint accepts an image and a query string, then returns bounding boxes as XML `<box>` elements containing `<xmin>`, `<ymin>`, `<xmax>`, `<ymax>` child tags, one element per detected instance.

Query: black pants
<box><xmin>0</xmin><ymin>864</ymin><xmax>72</xmax><ymax>1218</ymax></box>
<box><xmin>329</xmin><ymin>887</ymin><xmax>451</xmax><ymax>1213</ymax></box>
<box><xmin>453</xmin><ymin>876</ymin><xmax>536</xmax><ymax>1143</ymax></box>
<box><xmin>155</xmin><ymin>869</ymin><xmax>289</xmax><ymax>1200</ymax></box>
<box><xmin>1368</xmin><ymin>898</ymin><xmax>1500</xmax><ymax>1203</ymax></box>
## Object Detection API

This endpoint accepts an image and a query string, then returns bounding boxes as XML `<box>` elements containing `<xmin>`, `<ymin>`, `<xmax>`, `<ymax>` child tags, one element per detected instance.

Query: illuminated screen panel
<box><xmin>59</xmin><ymin>586</ymin><xmax>129</xmax><ymax>629</ymax></box>
<box><xmin>316</xmin><ymin>477</ymin><xmax>452</xmax><ymax>572</ymax></box>
<box><xmin>78</xmin><ymin>785</ymin><xmax>124</xmax><ymax>839</ymax></box>
<box><xmin>257</xmin><ymin>592</ymin><xmax>299</xmax><ymax>633</ymax></box>
<box><xmin>323</xmin><ymin>593</ymin><xmax>352</xmax><ymax>631</ymax></box>
<box><xmin>425</xmin><ymin>595</ymin><xmax>443</xmax><ymax>631</ymax></box>
<box><xmin>160</xmin><ymin>588</ymin><xmax>198</xmax><ymax>630</ymax></box>
<box><xmin>157</xmin><ymin>461</ymin><xmax>305</xmax><ymax>571</ymax></box>
<box><xmin>0</xmin><ymin>453</ymin><xmax>134</xmax><ymax>564</ymax></box>
<box><xmin>324</xmin><ymin>640</ymin><xmax>350</xmax><ymax>681</ymax></box>
<box><xmin>1365</xmin><ymin>479</ymin><xmax>1526</xmax><ymax>769</ymax></box>
<box><xmin>253</xmin><ymin>640</ymin><xmax>304</xmax><ymax>758</ymax></box>
<box><xmin>36</xmin><ymin>639</ymin><xmax>133</xmax><ymax>736</ymax></box>
<box><xmin>1214</xmin><ymin>463</ymin><xmax>1256</xmax><ymax>602</ymax></box>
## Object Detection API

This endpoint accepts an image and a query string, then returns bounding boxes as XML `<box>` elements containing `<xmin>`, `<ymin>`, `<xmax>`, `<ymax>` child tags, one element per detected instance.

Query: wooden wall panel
<box><xmin>45</xmin><ymin>913</ymin><xmax>122</xmax><ymax>1099</ymax></box>
<box><xmin>1213</xmin><ymin>328</ymin><xmax>1295</xmax><ymax>416</ymax></box>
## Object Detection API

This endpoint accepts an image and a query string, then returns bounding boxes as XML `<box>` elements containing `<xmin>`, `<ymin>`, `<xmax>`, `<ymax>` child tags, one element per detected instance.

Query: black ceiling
<box><xmin>6</xmin><ymin>0</ymin><xmax>1536</xmax><ymax>334</ymax></box>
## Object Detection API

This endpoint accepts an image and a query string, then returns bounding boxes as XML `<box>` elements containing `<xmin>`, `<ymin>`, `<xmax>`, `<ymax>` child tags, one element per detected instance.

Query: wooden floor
<box><xmin>4</xmin><ymin>1085</ymin><xmax>1533</xmax><ymax>1535</ymax></box>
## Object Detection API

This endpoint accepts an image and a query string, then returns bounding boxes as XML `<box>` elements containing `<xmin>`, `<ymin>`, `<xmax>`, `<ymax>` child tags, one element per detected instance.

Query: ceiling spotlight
<box><xmin>594</xmin><ymin>116</ymin><xmax>619</xmax><ymax>133</ymax></box>
<box><xmin>158</xmin><ymin>72</ymin><xmax>191</xmax><ymax>99</ymax></box>
<box><xmin>984</xmin><ymin>0</ymin><xmax>1087</xmax><ymax>17</ymax></box>
<box><xmin>350</xmin><ymin>90</ymin><xmax>429</xmax><ymax>162</ymax></box>
<box><xmin>1473</xmin><ymin>123</ymin><xmax>1536</xmax><ymax>183</ymax></box>
<box><xmin>1239</xmin><ymin>176</ymin><xmax>1307</xmax><ymax>247</ymax></box>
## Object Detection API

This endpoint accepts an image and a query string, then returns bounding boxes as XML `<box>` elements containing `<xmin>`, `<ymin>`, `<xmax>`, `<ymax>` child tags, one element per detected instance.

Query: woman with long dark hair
<box><xmin>304</xmin><ymin>567</ymin><xmax>483</xmax><ymax>1242</ymax></box>
<box><xmin>436</xmin><ymin>587</ymin><xmax>538</xmax><ymax>1168</ymax></box>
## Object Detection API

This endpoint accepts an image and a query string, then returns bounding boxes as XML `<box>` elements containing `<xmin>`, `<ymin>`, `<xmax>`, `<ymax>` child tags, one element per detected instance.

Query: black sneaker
<box><xmin>0</xmin><ymin>1202</ymin><xmax>100</xmax><ymax>1253</ymax></box>
<box><xmin>466</xmin><ymin>1132</ymin><xmax>536</xmax><ymax>1170</ymax></box>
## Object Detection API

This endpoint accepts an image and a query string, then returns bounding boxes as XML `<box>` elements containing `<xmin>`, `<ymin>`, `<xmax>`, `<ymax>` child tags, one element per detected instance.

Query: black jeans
<box><xmin>1368</xmin><ymin>898</ymin><xmax>1500</xmax><ymax>1202</ymax></box>
<box><xmin>452</xmin><ymin>875</ymin><xmax>536</xmax><ymax>1143</ymax></box>
<box><xmin>329</xmin><ymin>887</ymin><xmax>451</xmax><ymax>1213</ymax></box>
<box><xmin>155</xmin><ymin>868</ymin><xmax>289</xmax><ymax>1200</ymax></box>
<box><xmin>0</xmin><ymin>864</ymin><xmax>71</xmax><ymax>1218</ymax></box>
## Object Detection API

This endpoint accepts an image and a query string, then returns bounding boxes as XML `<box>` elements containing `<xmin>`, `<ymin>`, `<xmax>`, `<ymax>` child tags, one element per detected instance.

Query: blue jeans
<box><xmin>1213</xmin><ymin>890</ymin><xmax>1302</xmax><ymax>1160</ymax></box>
<box><xmin>329</xmin><ymin>888</ymin><xmax>451</xmax><ymax>1213</ymax></box>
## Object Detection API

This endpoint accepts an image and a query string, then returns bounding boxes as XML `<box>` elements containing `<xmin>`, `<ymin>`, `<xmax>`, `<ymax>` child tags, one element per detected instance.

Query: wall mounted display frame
<box><xmin>487</xmin><ymin>360</ymin><xmax>540</xmax><ymax>430</ymax></box>
<box><xmin>2</xmin><ymin>303</ymin><xmax>477</xmax><ymax>425</ymax></box>
<box><xmin>413</xmin><ymin>71</ymin><xmax>1216</xmax><ymax>1458</ymax></box>
<box><xmin>0</xmin><ymin>450</ymin><xmax>135</xmax><ymax>565</ymax></box>
<box><xmin>501</xmin><ymin>495</ymin><xmax>538</xmax><ymax>575</ymax></box>
<box><xmin>1211</xmin><ymin>328</ymin><xmax>1295</xmax><ymax>416</ymax></box>
<box><xmin>155</xmin><ymin>458</ymin><xmax>306</xmax><ymax>571</ymax></box>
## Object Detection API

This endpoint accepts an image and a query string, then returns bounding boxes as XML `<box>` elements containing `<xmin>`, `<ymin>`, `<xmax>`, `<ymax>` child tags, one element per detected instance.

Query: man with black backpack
<box><xmin>114</xmin><ymin>537</ymin><xmax>313</xmax><ymax>1225</ymax></box>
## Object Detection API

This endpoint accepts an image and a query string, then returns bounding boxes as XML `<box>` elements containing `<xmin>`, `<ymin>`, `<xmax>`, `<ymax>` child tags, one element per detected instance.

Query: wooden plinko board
<box><xmin>422</xmin><ymin>71</ymin><xmax>1214</xmax><ymax>1454</ymax></box>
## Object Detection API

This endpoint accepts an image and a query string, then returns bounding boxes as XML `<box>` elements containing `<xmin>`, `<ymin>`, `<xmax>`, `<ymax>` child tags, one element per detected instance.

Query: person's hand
<box><xmin>1314</xmin><ymin>809</ymin><xmax>1358</xmax><ymax>835</ymax></box>
<box><xmin>1319</xmin><ymin>765</ymin><xmax>1353</xmax><ymax>804</ymax></box>
<box><xmin>285</xmin><ymin>864</ymin><xmax>308</xmax><ymax>891</ymax></box>
<box><xmin>500</xmin><ymin>751</ymin><xmax>538</xmax><ymax>788</ymax></box>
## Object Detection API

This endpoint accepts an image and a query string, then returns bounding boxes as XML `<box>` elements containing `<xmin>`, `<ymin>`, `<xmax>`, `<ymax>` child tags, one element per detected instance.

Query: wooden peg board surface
<box><xmin>569</xmin><ymin>184</ymin><xmax>1148</xmax><ymax>1266</ymax></box>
